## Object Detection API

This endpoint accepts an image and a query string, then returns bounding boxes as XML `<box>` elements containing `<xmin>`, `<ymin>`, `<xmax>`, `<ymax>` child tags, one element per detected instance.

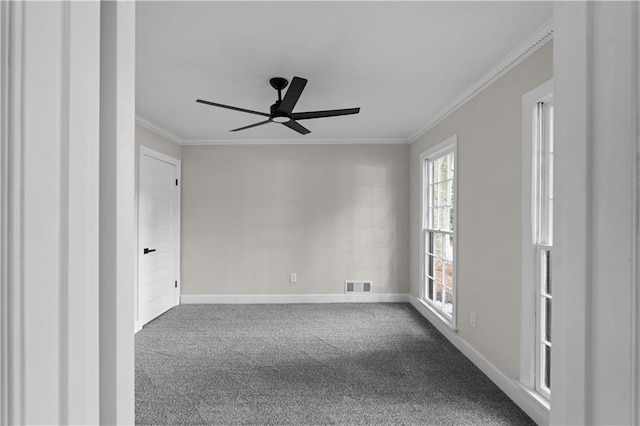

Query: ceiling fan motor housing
<box><xmin>270</xmin><ymin>101</ymin><xmax>290</xmax><ymax>123</ymax></box>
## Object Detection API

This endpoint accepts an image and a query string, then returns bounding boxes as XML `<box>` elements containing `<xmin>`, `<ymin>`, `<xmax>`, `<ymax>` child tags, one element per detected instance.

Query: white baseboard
<box><xmin>180</xmin><ymin>293</ymin><xmax>410</xmax><ymax>304</ymax></box>
<box><xmin>409</xmin><ymin>296</ymin><xmax>550</xmax><ymax>426</ymax></box>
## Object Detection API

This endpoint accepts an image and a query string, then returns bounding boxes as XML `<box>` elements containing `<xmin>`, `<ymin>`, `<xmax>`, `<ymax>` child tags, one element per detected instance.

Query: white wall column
<box><xmin>552</xmin><ymin>2</ymin><xmax>639</xmax><ymax>424</ymax></box>
<box><xmin>0</xmin><ymin>1</ymin><xmax>101</xmax><ymax>424</ymax></box>
<box><xmin>99</xmin><ymin>1</ymin><xmax>136</xmax><ymax>424</ymax></box>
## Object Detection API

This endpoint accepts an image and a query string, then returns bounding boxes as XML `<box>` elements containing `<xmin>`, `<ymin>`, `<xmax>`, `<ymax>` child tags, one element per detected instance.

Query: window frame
<box><xmin>420</xmin><ymin>134</ymin><xmax>458</xmax><ymax>330</ymax></box>
<box><xmin>520</xmin><ymin>79</ymin><xmax>553</xmax><ymax>406</ymax></box>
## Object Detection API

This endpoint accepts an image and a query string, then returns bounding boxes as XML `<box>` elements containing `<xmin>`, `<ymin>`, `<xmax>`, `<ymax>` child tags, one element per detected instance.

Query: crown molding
<box><xmin>135</xmin><ymin>114</ymin><xmax>185</xmax><ymax>145</ymax></box>
<box><xmin>135</xmin><ymin>115</ymin><xmax>408</xmax><ymax>145</ymax></box>
<box><xmin>182</xmin><ymin>137</ymin><xmax>409</xmax><ymax>146</ymax></box>
<box><xmin>408</xmin><ymin>19</ymin><xmax>554</xmax><ymax>144</ymax></box>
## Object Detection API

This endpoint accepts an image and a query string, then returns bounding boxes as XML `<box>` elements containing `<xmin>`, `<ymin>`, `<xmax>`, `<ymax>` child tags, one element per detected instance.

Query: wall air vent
<box><xmin>345</xmin><ymin>280</ymin><xmax>372</xmax><ymax>294</ymax></box>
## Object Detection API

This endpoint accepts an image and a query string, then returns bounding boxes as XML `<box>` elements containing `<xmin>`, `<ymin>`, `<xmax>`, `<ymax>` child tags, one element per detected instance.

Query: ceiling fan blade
<box><xmin>277</xmin><ymin>77</ymin><xmax>307</xmax><ymax>114</ymax></box>
<box><xmin>282</xmin><ymin>120</ymin><xmax>310</xmax><ymax>135</ymax></box>
<box><xmin>230</xmin><ymin>119</ymin><xmax>272</xmax><ymax>132</ymax></box>
<box><xmin>196</xmin><ymin>99</ymin><xmax>270</xmax><ymax>117</ymax></box>
<box><xmin>291</xmin><ymin>108</ymin><xmax>360</xmax><ymax>121</ymax></box>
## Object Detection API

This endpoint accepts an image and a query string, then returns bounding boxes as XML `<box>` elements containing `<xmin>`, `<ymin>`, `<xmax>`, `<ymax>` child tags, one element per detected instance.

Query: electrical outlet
<box><xmin>290</xmin><ymin>273</ymin><xmax>297</xmax><ymax>283</ymax></box>
<box><xmin>470</xmin><ymin>312</ymin><xmax>477</xmax><ymax>328</ymax></box>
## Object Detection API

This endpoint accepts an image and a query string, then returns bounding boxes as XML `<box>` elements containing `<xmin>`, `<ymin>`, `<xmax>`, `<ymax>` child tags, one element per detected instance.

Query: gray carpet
<box><xmin>136</xmin><ymin>303</ymin><xmax>535</xmax><ymax>425</ymax></box>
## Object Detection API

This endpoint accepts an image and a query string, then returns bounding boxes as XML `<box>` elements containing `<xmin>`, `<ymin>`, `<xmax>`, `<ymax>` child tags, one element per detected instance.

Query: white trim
<box><xmin>135</xmin><ymin>116</ymin><xmax>408</xmax><ymax>146</ymax></box>
<box><xmin>139</xmin><ymin>145</ymin><xmax>181</xmax><ymax>169</ymax></box>
<box><xmin>1</xmin><ymin>3</ymin><xmax>102</xmax><ymax>423</ymax></box>
<box><xmin>520</xmin><ymin>79</ymin><xmax>553</xmax><ymax>396</ymax></box>
<box><xmin>0</xmin><ymin>2</ymin><xmax>8</xmax><ymax>422</ymax></box>
<box><xmin>181</xmin><ymin>293</ymin><xmax>410</xmax><ymax>304</ymax></box>
<box><xmin>633</xmin><ymin>3</ymin><xmax>640</xmax><ymax>423</ymax></box>
<box><xmin>420</xmin><ymin>135</ymin><xmax>457</xmax><ymax>163</ymax></box>
<box><xmin>135</xmin><ymin>115</ymin><xmax>185</xmax><ymax>146</ymax></box>
<box><xmin>409</xmin><ymin>296</ymin><xmax>550</xmax><ymax>426</ymax></box>
<box><xmin>1</xmin><ymin>2</ymin><xmax>24</xmax><ymax>423</ymax></box>
<box><xmin>137</xmin><ymin>146</ymin><xmax>181</xmax><ymax>329</ymax></box>
<box><xmin>419</xmin><ymin>134</ymin><xmax>458</xmax><ymax>330</ymax></box>
<box><xmin>64</xmin><ymin>3</ymin><xmax>102</xmax><ymax>422</ymax></box>
<box><xmin>182</xmin><ymin>137</ymin><xmax>409</xmax><ymax>146</ymax></box>
<box><xmin>549</xmin><ymin>4</ymin><xmax>589</xmax><ymax>423</ymax></box>
<box><xmin>551</xmin><ymin>3</ymin><xmax>638</xmax><ymax>423</ymax></box>
<box><xmin>99</xmin><ymin>2</ymin><xmax>135</xmax><ymax>424</ymax></box>
<box><xmin>409</xmin><ymin>20</ymin><xmax>553</xmax><ymax>143</ymax></box>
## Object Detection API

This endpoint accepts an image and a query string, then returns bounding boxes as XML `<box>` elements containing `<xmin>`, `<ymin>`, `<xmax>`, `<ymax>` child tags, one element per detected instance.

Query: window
<box><xmin>535</xmin><ymin>98</ymin><xmax>553</xmax><ymax>398</ymax></box>
<box><xmin>421</xmin><ymin>135</ymin><xmax>457</xmax><ymax>326</ymax></box>
<box><xmin>533</xmin><ymin>100</ymin><xmax>553</xmax><ymax>398</ymax></box>
<box><xmin>521</xmin><ymin>80</ymin><xmax>553</xmax><ymax>403</ymax></box>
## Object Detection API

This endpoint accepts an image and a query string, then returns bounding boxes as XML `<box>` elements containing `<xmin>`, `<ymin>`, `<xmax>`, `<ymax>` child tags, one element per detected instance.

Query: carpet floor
<box><xmin>135</xmin><ymin>303</ymin><xmax>535</xmax><ymax>425</ymax></box>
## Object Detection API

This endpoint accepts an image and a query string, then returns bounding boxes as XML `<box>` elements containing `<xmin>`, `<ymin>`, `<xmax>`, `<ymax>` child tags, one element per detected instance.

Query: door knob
<box><xmin>143</xmin><ymin>248</ymin><xmax>156</xmax><ymax>254</ymax></box>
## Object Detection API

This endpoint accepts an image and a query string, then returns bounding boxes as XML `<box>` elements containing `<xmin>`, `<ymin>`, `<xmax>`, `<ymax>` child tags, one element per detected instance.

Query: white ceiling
<box><xmin>136</xmin><ymin>1</ymin><xmax>553</xmax><ymax>143</ymax></box>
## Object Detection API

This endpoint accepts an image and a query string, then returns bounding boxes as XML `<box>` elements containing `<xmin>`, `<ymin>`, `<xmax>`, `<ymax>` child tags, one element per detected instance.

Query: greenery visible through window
<box><xmin>423</xmin><ymin>149</ymin><xmax>455</xmax><ymax>319</ymax></box>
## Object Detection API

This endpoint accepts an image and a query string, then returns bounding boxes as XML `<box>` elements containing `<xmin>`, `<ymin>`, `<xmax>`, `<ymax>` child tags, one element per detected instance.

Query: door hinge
<box><xmin>175</xmin><ymin>280</ymin><xmax>178</xmax><ymax>288</ymax></box>
<box><xmin>175</xmin><ymin>179</ymin><xmax>179</xmax><ymax>186</ymax></box>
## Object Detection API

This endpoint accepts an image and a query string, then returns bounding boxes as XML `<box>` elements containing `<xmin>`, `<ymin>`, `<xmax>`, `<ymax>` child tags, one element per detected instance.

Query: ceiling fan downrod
<box><xmin>269</xmin><ymin>77</ymin><xmax>288</xmax><ymax>102</ymax></box>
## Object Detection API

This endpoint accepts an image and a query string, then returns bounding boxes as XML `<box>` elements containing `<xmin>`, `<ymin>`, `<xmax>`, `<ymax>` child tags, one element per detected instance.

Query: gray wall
<box><xmin>409</xmin><ymin>41</ymin><xmax>553</xmax><ymax>379</ymax></box>
<box><xmin>181</xmin><ymin>144</ymin><xmax>409</xmax><ymax>295</ymax></box>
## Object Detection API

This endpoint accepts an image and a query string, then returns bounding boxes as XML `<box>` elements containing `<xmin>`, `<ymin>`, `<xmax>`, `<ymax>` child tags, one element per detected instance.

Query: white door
<box><xmin>138</xmin><ymin>148</ymin><xmax>180</xmax><ymax>327</ymax></box>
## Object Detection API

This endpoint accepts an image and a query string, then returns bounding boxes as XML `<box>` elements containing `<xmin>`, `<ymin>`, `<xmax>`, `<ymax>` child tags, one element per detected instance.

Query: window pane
<box><xmin>427</xmin><ymin>276</ymin><xmax>434</xmax><ymax>301</ymax></box>
<box><xmin>540</xmin><ymin>297</ymin><xmax>548</xmax><ymax>342</ymax></box>
<box><xmin>435</xmin><ymin>282</ymin><xmax>443</xmax><ymax>306</ymax></box>
<box><xmin>548</xmin><ymin>199</ymin><xmax>554</xmax><ymax>245</ymax></box>
<box><xmin>434</xmin><ymin>233</ymin><xmax>443</xmax><ymax>257</ymax></box>
<box><xmin>425</xmin><ymin>254</ymin><xmax>432</xmax><ymax>277</ymax></box>
<box><xmin>433</xmin><ymin>157</ymin><xmax>444</xmax><ymax>182</ymax></box>
<box><xmin>444</xmin><ymin>234</ymin><xmax>454</xmax><ymax>261</ymax></box>
<box><xmin>434</xmin><ymin>258</ymin><xmax>443</xmax><ymax>284</ymax></box>
<box><xmin>544</xmin><ymin>344</ymin><xmax>551</xmax><ymax>389</ymax></box>
<box><xmin>443</xmin><ymin>285</ymin><xmax>453</xmax><ymax>316</ymax></box>
<box><xmin>440</xmin><ymin>207</ymin><xmax>450</xmax><ymax>232</ymax></box>
<box><xmin>440</xmin><ymin>155</ymin><xmax>450</xmax><ymax>183</ymax></box>
<box><xmin>450</xmin><ymin>178</ymin><xmax>455</xmax><ymax>202</ymax></box>
<box><xmin>437</xmin><ymin>156</ymin><xmax>445</xmax><ymax>183</ymax></box>
<box><xmin>545</xmin><ymin>250</ymin><xmax>551</xmax><ymax>294</ymax></box>
<box><xmin>430</xmin><ymin>161</ymin><xmax>436</xmax><ymax>186</ymax></box>
<box><xmin>432</xmin><ymin>206</ymin><xmax>439</xmax><ymax>230</ymax></box>
<box><xmin>439</xmin><ymin>182</ymin><xmax>449</xmax><ymax>207</ymax></box>
<box><xmin>548</xmin><ymin>154</ymin><xmax>554</xmax><ymax>200</ymax></box>
<box><xmin>449</xmin><ymin>207</ymin><xmax>454</xmax><ymax>232</ymax></box>
<box><xmin>548</xmin><ymin>105</ymin><xmax>554</xmax><ymax>153</ymax></box>
<box><xmin>425</xmin><ymin>231</ymin><xmax>433</xmax><ymax>255</ymax></box>
<box><xmin>545</xmin><ymin>298</ymin><xmax>551</xmax><ymax>342</ymax></box>
<box><xmin>425</xmin><ymin>185</ymin><xmax>433</xmax><ymax>226</ymax></box>
<box><xmin>444</xmin><ymin>261</ymin><xmax>453</xmax><ymax>288</ymax></box>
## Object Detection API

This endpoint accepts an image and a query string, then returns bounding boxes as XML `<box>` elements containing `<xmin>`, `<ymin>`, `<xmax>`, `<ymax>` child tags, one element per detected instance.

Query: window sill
<box><xmin>517</xmin><ymin>382</ymin><xmax>550</xmax><ymax>412</ymax></box>
<box><xmin>415</xmin><ymin>297</ymin><xmax>458</xmax><ymax>332</ymax></box>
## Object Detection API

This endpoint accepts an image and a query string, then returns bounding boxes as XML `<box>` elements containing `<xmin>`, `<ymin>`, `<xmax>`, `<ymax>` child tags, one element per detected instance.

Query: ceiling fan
<box><xmin>196</xmin><ymin>76</ymin><xmax>360</xmax><ymax>135</ymax></box>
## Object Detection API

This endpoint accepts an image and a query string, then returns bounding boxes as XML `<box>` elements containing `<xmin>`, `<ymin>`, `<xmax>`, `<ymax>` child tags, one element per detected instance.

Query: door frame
<box><xmin>136</xmin><ymin>145</ymin><xmax>181</xmax><ymax>332</ymax></box>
